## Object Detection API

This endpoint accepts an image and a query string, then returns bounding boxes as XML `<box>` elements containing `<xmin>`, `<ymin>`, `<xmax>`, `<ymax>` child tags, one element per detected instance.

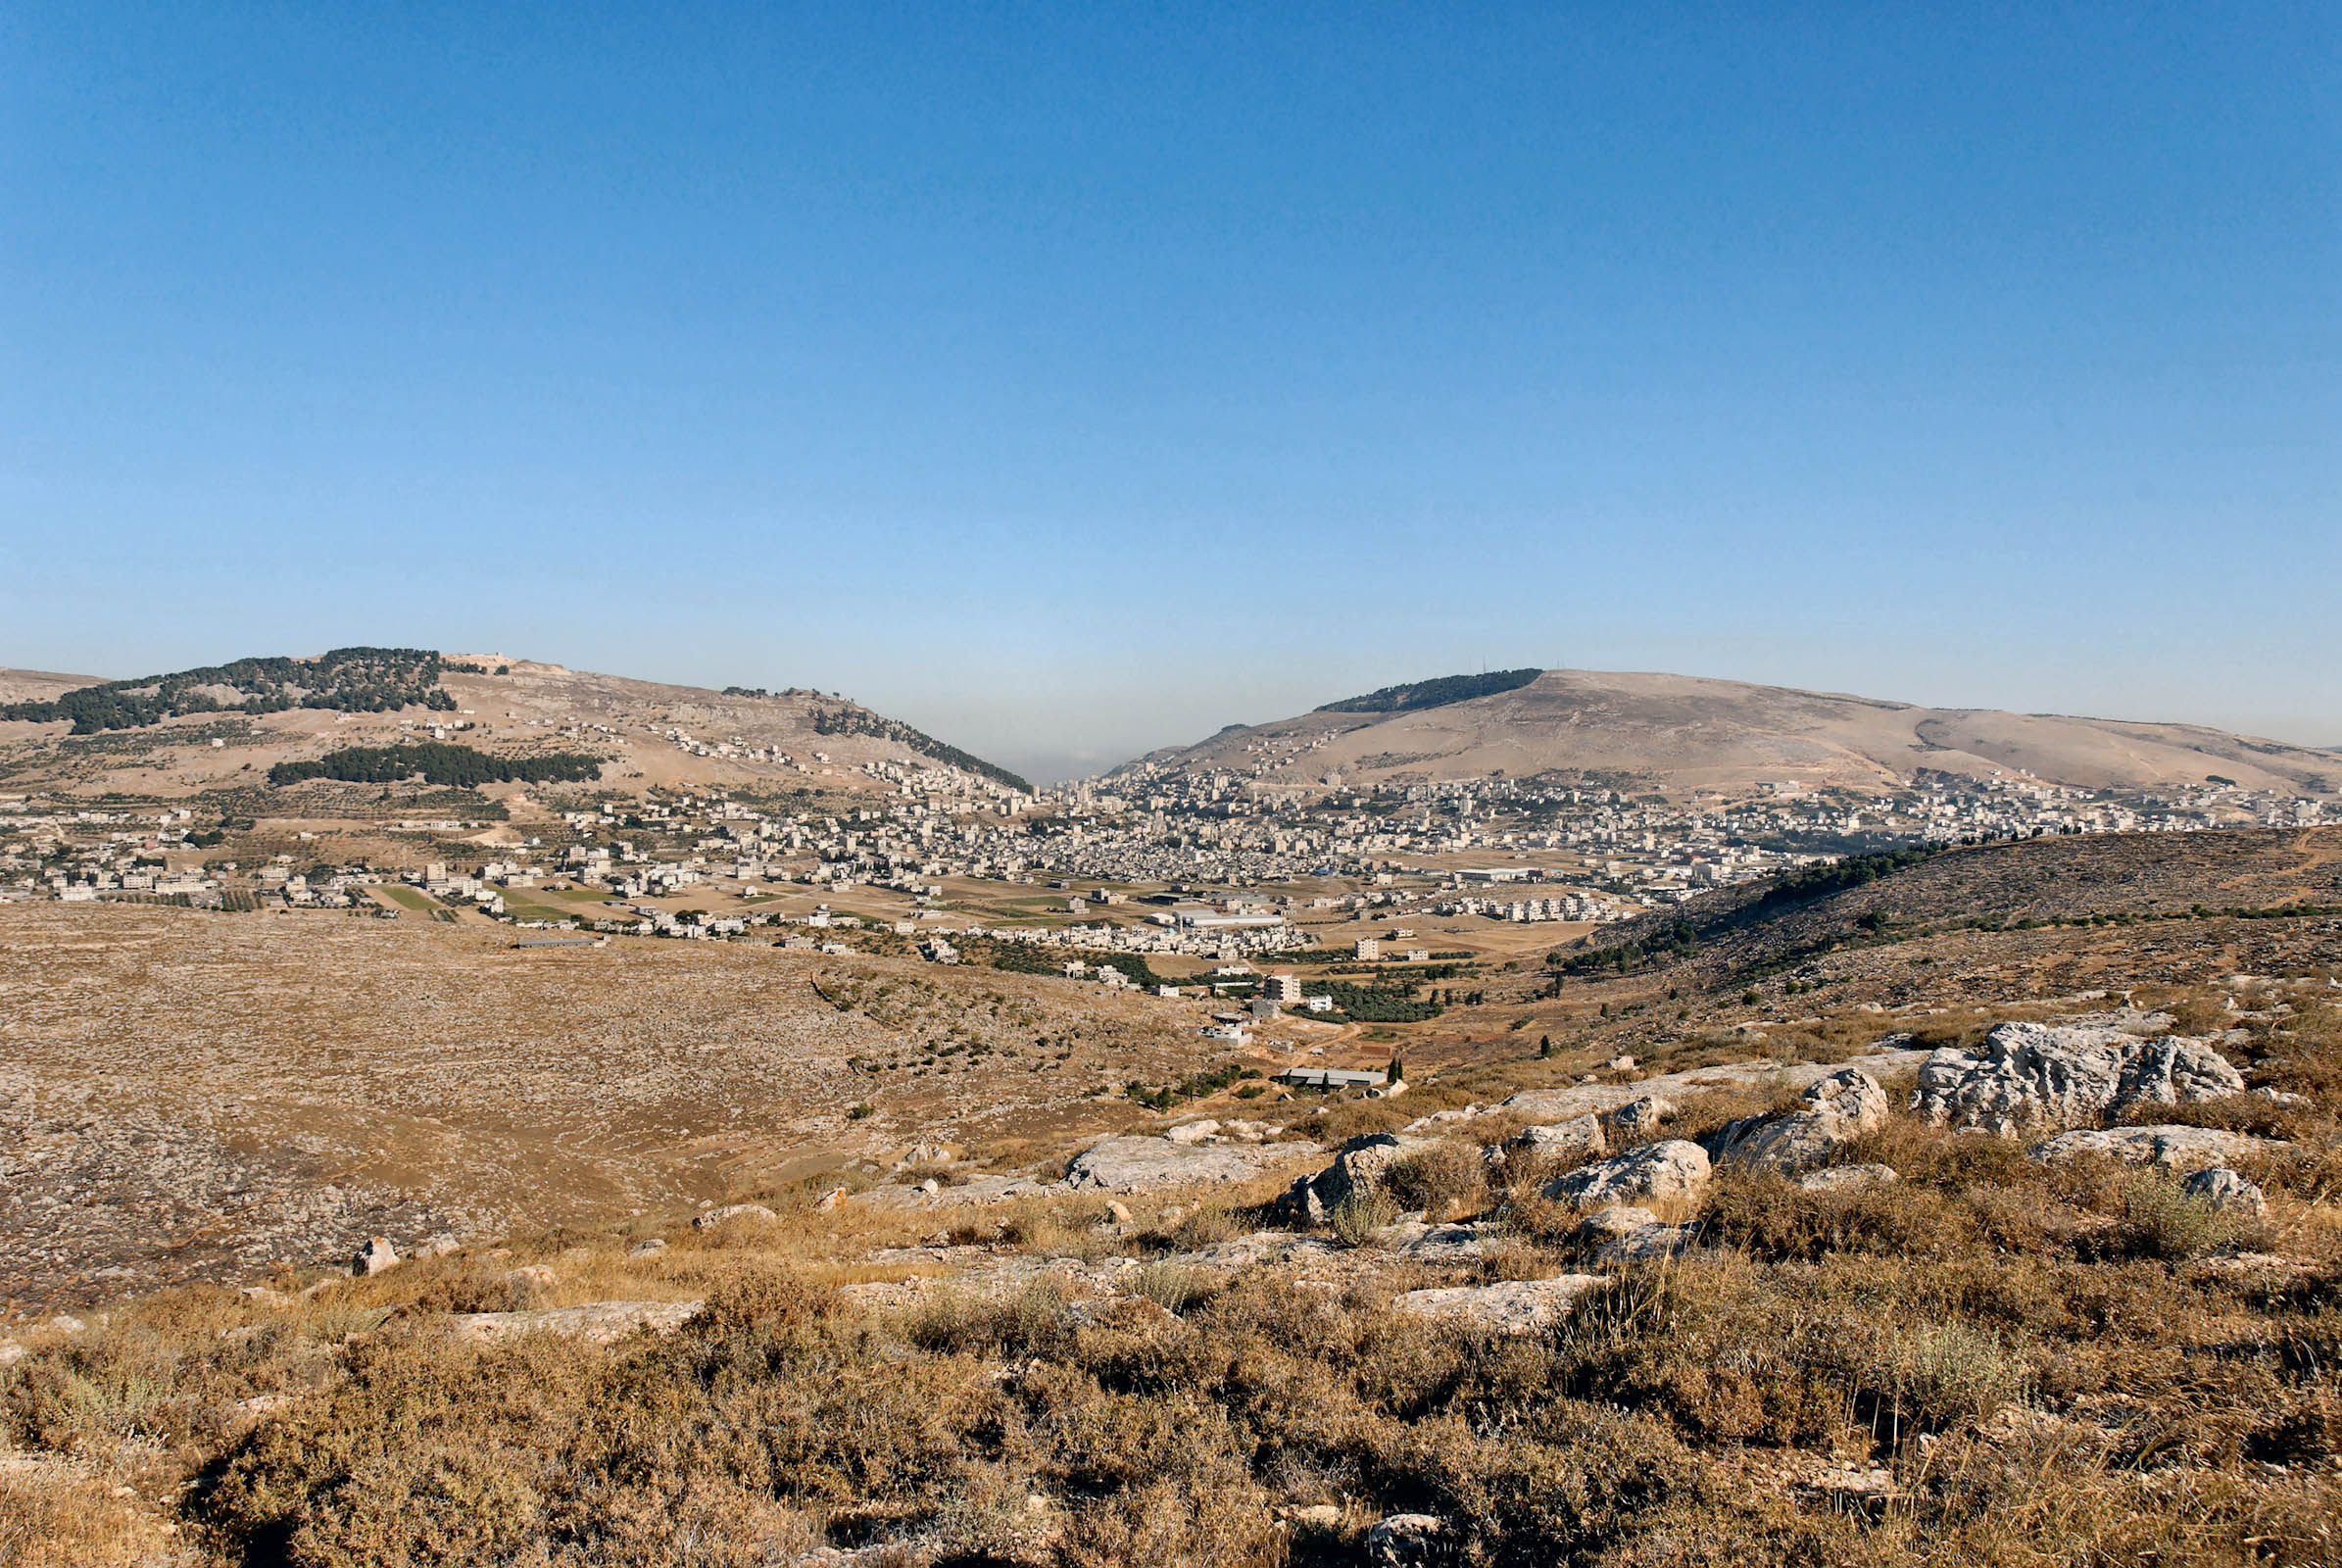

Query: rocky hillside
<box><xmin>0</xmin><ymin>648</ymin><xmax>1028</xmax><ymax>801</ymax></box>
<box><xmin>2</xmin><ymin>967</ymin><xmax>2334</xmax><ymax>1566</ymax></box>
<box><xmin>1568</xmin><ymin>826</ymin><xmax>2342</xmax><ymax>984</ymax></box>
<box><xmin>1114</xmin><ymin>667</ymin><xmax>2342</xmax><ymax>797</ymax></box>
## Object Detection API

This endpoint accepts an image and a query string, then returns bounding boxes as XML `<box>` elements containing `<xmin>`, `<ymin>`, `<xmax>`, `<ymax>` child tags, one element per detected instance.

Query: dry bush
<box><xmin>2093</xmin><ymin>1169</ymin><xmax>2267</xmax><ymax>1262</ymax></box>
<box><xmin>1703</xmin><ymin>1170</ymin><xmax>1987</xmax><ymax>1264</ymax></box>
<box><xmin>0</xmin><ymin>1462</ymin><xmax>199</xmax><ymax>1568</ymax></box>
<box><xmin>1128</xmin><ymin>1260</ymin><xmax>1216</xmax><ymax>1316</ymax></box>
<box><xmin>1299</xmin><ymin>1098</ymin><xmax>1411</xmax><ymax>1146</ymax></box>
<box><xmin>1384</xmin><ymin>1142</ymin><xmax>1488</xmax><ymax>1219</ymax></box>
<box><xmin>1327</xmin><ymin>1193</ymin><xmax>1401</xmax><ymax>1247</ymax></box>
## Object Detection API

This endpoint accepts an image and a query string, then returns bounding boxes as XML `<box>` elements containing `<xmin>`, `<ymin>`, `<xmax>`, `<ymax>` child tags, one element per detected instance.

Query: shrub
<box><xmin>1384</xmin><ymin>1143</ymin><xmax>1487</xmax><ymax>1218</ymax></box>
<box><xmin>1329</xmin><ymin>1192</ymin><xmax>1400</xmax><ymax>1247</ymax></box>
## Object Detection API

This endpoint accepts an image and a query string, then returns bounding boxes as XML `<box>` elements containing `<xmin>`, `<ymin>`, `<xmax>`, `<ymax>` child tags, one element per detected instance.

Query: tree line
<box><xmin>4</xmin><ymin>648</ymin><xmax>454</xmax><ymax>734</ymax></box>
<box><xmin>269</xmin><ymin>742</ymin><xmax>604</xmax><ymax>789</ymax></box>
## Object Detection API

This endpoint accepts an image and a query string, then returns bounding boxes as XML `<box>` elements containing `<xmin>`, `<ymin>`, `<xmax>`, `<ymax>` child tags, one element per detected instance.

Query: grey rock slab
<box><xmin>1059</xmin><ymin>1136</ymin><xmax>1320</xmax><ymax>1195</ymax></box>
<box><xmin>1393</xmin><ymin>1275</ymin><xmax>1606</xmax><ymax>1335</ymax></box>
<box><xmin>2028</xmin><ymin>1125</ymin><xmax>2279</xmax><ymax>1171</ymax></box>
<box><xmin>1504</xmin><ymin>1115</ymin><xmax>1606</xmax><ymax>1159</ymax></box>
<box><xmin>2181</xmin><ymin>1166</ymin><xmax>2268</xmax><ymax>1214</ymax></box>
<box><xmin>448</xmin><ymin>1298</ymin><xmax>703</xmax><ymax>1345</ymax></box>
<box><xmin>1171</xmin><ymin>1231</ymin><xmax>1346</xmax><ymax>1271</ymax></box>
<box><xmin>1544</xmin><ymin>1140</ymin><xmax>1711</xmax><ymax>1211</ymax></box>
<box><xmin>1279</xmin><ymin>1133</ymin><xmax>1439</xmax><ymax>1224</ymax></box>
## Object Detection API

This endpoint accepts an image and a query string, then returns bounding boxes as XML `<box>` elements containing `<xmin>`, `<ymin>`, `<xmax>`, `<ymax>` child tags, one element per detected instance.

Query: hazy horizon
<box><xmin>6</xmin><ymin>7</ymin><xmax>2335</xmax><ymax>783</ymax></box>
<box><xmin>7</xmin><ymin>641</ymin><xmax>2339</xmax><ymax>789</ymax></box>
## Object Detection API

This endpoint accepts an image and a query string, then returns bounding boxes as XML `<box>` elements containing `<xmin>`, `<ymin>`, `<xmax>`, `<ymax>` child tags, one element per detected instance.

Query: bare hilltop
<box><xmin>1114</xmin><ymin>667</ymin><xmax>2341</xmax><ymax>798</ymax></box>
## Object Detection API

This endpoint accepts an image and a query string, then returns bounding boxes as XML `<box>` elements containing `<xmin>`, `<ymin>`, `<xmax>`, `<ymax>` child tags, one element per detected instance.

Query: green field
<box><xmin>377</xmin><ymin>886</ymin><xmax>435</xmax><ymax>913</ymax></box>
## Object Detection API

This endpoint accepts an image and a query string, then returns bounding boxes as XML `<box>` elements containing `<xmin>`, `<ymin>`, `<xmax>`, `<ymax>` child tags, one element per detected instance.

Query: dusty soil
<box><xmin>0</xmin><ymin>903</ymin><xmax>1219</xmax><ymax>1306</ymax></box>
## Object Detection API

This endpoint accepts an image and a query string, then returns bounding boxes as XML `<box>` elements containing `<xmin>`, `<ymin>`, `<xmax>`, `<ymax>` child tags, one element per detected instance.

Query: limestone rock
<box><xmin>2028</xmin><ymin>1124</ymin><xmax>2275</xmax><ymax>1171</ymax></box>
<box><xmin>1713</xmin><ymin>1068</ymin><xmax>1888</xmax><ymax>1176</ymax></box>
<box><xmin>412</xmin><ymin>1233</ymin><xmax>462</xmax><ymax>1259</ymax></box>
<box><xmin>2181</xmin><ymin>1166</ymin><xmax>2267</xmax><ymax>1215</ymax></box>
<box><xmin>449</xmin><ymin>1298</ymin><xmax>703</xmax><ymax>1346</ymax></box>
<box><xmin>1794</xmin><ymin>1163</ymin><xmax>1899</xmax><ymax>1194</ymax></box>
<box><xmin>1607</xmin><ymin>1096</ymin><xmax>1676</xmax><ymax>1139</ymax></box>
<box><xmin>1912</xmin><ymin>1021</ymin><xmax>2244</xmax><ymax>1135</ymax></box>
<box><xmin>1393</xmin><ymin>1275</ymin><xmax>1605</xmax><ymax>1335</ymax></box>
<box><xmin>1061</xmin><ymin>1135</ymin><xmax>1319</xmax><ymax>1195</ymax></box>
<box><xmin>1543</xmin><ymin>1140</ymin><xmax>1711</xmax><ymax>1212</ymax></box>
<box><xmin>1502</xmin><ymin>1114</ymin><xmax>1606</xmax><ymax>1160</ymax></box>
<box><xmin>694</xmin><ymin>1203</ymin><xmax>779</xmax><ymax>1229</ymax></box>
<box><xmin>1366</xmin><ymin>1513</ymin><xmax>1447</xmax><ymax>1567</ymax></box>
<box><xmin>1163</xmin><ymin>1120</ymin><xmax>1220</xmax><ymax>1146</ymax></box>
<box><xmin>1279</xmin><ymin>1133</ymin><xmax>1439</xmax><ymax>1225</ymax></box>
<box><xmin>627</xmin><ymin>1238</ymin><xmax>668</xmax><ymax>1258</ymax></box>
<box><xmin>351</xmin><ymin>1237</ymin><xmax>399</xmax><ymax>1276</ymax></box>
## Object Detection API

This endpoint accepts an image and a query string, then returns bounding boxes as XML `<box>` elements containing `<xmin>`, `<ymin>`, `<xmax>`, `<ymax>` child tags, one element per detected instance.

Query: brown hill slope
<box><xmin>0</xmin><ymin>650</ymin><xmax>1027</xmax><ymax>801</ymax></box>
<box><xmin>1116</xmin><ymin>668</ymin><xmax>2341</xmax><ymax>796</ymax></box>
<box><xmin>0</xmin><ymin>667</ymin><xmax>107</xmax><ymax>705</ymax></box>
<box><xmin>1573</xmin><ymin>825</ymin><xmax>2342</xmax><ymax>983</ymax></box>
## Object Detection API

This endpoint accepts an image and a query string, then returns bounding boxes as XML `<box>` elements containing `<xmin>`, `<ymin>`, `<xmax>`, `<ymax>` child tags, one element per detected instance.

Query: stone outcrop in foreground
<box><xmin>1060</xmin><ymin>1135</ymin><xmax>1320</xmax><ymax>1195</ymax></box>
<box><xmin>1711</xmin><ymin>1068</ymin><xmax>1889</xmax><ymax>1176</ymax></box>
<box><xmin>448</xmin><ymin>1298</ymin><xmax>704</xmax><ymax>1345</ymax></box>
<box><xmin>1393</xmin><ymin>1275</ymin><xmax>1606</xmax><ymax>1335</ymax></box>
<box><xmin>1912</xmin><ymin>1020</ymin><xmax>2245</xmax><ymax>1135</ymax></box>
<box><xmin>2027</xmin><ymin>1124</ymin><xmax>2277</xmax><ymax>1171</ymax></box>
<box><xmin>1542</xmin><ymin>1140</ymin><xmax>1711</xmax><ymax>1211</ymax></box>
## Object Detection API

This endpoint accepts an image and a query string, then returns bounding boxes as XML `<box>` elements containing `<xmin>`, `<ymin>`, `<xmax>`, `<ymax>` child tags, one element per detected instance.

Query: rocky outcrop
<box><xmin>1279</xmin><ymin>1134</ymin><xmax>1438</xmax><ymax>1225</ymax></box>
<box><xmin>2028</xmin><ymin>1125</ymin><xmax>2276</xmax><ymax>1171</ymax></box>
<box><xmin>351</xmin><ymin>1237</ymin><xmax>399</xmax><ymax>1276</ymax></box>
<box><xmin>448</xmin><ymin>1298</ymin><xmax>703</xmax><ymax>1345</ymax></box>
<box><xmin>1365</xmin><ymin>1513</ymin><xmax>1448</xmax><ymax>1567</ymax></box>
<box><xmin>1543</xmin><ymin>1140</ymin><xmax>1711</xmax><ymax>1211</ymax></box>
<box><xmin>1062</xmin><ymin>1136</ymin><xmax>1319</xmax><ymax>1195</ymax></box>
<box><xmin>1606</xmin><ymin>1096</ymin><xmax>1676</xmax><ymax>1139</ymax></box>
<box><xmin>1501</xmin><ymin>1115</ymin><xmax>1606</xmax><ymax>1160</ymax></box>
<box><xmin>693</xmin><ymin>1203</ymin><xmax>779</xmax><ymax>1230</ymax></box>
<box><xmin>2181</xmin><ymin>1166</ymin><xmax>2267</xmax><ymax>1215</ymax></box>
<box><xmin>1392</xmin><ymin>1275</ymin><xmax>1605</xmax><ymax>1335</ymax></box>
<box><xmin>1711</xmin><ymin>1068</ymin><xmax>1887</xmax><ymax>1176</ymax></box>
<box><xmin>1911</xmin><ymin>1021</ymin><xmax>2245</xmax><ymax>1135</ymax></box>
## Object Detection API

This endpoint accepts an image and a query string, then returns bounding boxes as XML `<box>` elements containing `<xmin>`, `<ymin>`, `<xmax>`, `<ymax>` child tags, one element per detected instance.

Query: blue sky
<box><xmin>4</xmin><ymin>4</ymin><xmax>2336</xmax><ymax>782</ymax></box>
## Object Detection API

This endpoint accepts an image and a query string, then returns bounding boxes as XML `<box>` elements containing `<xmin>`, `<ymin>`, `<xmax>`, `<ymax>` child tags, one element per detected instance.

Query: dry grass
<box><xmin>2</xmin><ymin>976</ymin><xmax>2339</xmax><ymax>1564</ymax></box>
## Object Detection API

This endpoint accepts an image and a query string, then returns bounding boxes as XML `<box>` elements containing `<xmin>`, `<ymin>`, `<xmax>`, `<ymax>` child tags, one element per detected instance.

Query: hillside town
<box><xmin>5</xmin><ymin>753</ymin><xmax>2331</xmax><ymax>969</ymax></box>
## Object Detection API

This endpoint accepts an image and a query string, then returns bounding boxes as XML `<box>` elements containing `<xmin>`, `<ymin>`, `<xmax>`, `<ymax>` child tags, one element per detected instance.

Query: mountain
<box><xmin>1109</xmin><ymin>667</ymin><xmax>2342</xmax><ymax>797</ymax></box>
<box><xmin>0</xmin><ymin>649</ymin><xmax>1030</xmax><ymax>799</ymax></box>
